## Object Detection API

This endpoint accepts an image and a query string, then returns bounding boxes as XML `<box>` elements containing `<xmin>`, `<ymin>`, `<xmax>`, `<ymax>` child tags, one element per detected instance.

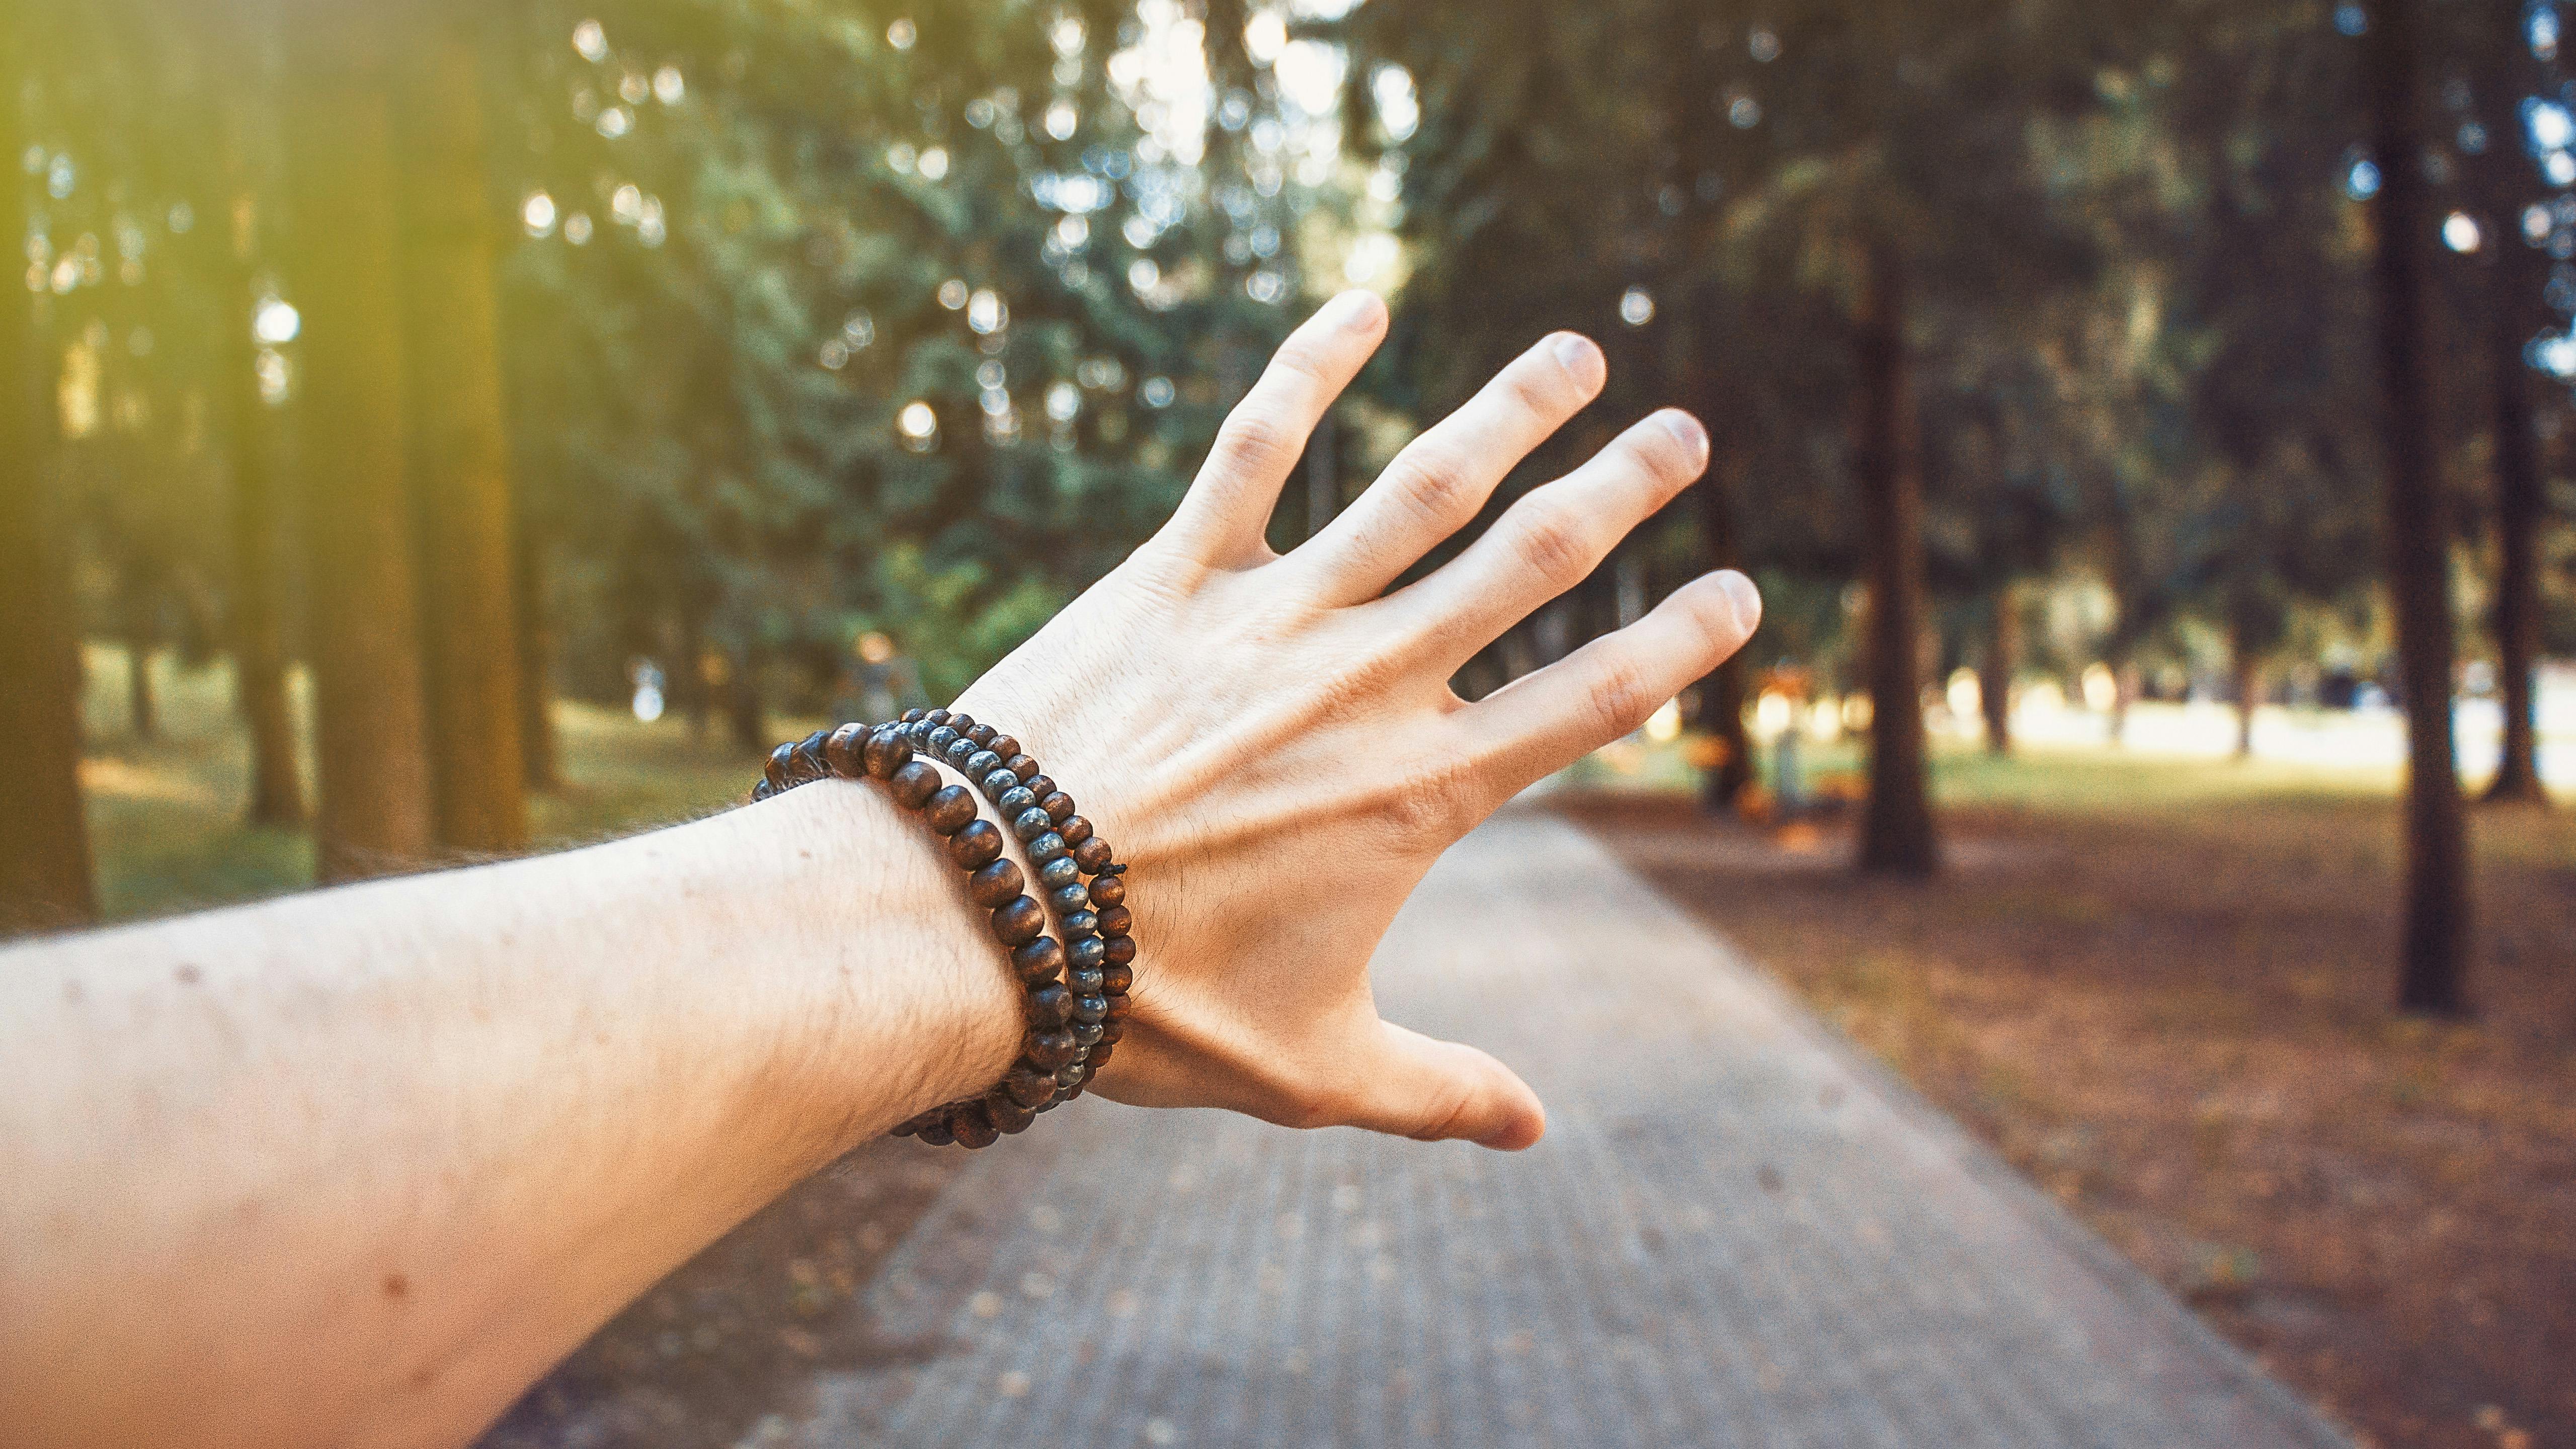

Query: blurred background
<box><xmin>2</xmin><ymin>0</ymin><xmax>2571</xmax><ymax>1445</ymax></box>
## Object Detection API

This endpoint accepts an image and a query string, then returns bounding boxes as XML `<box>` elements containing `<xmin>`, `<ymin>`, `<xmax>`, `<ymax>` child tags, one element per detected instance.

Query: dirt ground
<box><xmin>1554</xmin><ymin>783</ymin><xmax>2576</xmax><ymax>1449</ymax></box>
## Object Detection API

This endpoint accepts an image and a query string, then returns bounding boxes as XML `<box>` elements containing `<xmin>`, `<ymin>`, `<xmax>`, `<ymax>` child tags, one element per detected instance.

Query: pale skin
<box><xmin>0</xmin><ymin>291</ymin><xmax>1761</xmax><ymax>1448</ymax></box>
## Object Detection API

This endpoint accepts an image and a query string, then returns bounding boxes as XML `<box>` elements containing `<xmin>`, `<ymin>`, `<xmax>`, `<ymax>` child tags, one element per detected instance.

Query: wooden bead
<box><xmin>947</xmin><ymin>820</ymin><xmax>1004</xmax><ymax>869</ymax></box>
<box><xmin>1072</xmin><ymin>838</ymin><xmax>1114</xmax><ymax>873</ymax></box>
<box><xmin>1026</xmin><ymin>1029</ymin><xmax>1081</xmax><ymax>1070</ymax></box>
<box><xmin>998</xmin><ymin>785</ymin><xmax>1038</xmax><ymax>816</ymax></box>
<box><xmin>1097</xmin><ymin>1020</ymin><xmax>1125</xmax><ymax>1045</ymax></box>
<box><xmin>1071</xmin><ymin>994</ymin><xmax>1109</xmax><ymax>1024</ymax></box>
<box><xmin>1067</xmin><ymin>965</ymin><xmax>1105</xmax><ymax>995</ymax></box>
<box><xmin>1013</xmin><ymin>807</ymin><xmax>1055</xmax><ymax>842</ymax></box>
<box><xmin>946</xmin><ymin>712</ymin><xmax>977</xmax><ymax>736</ymax></box>
<box><xmin>964</xmin><ymin>722</ymin><xmax>997</xmax><ymax>747</ymax></box>
<box><xmin>949</xmin><ymin>1105</ymin><xmax>999</xmax><ymax>1149</ymax></box>
<box><xmin>991</xmin><ymin>896</ymin><xmax>1046</xmax><ymax>945</ymax></box>
<box><xmin>1103</xmin><ymin>935</ymin><xmax>1137</xmax><ymax>965</ymax></box>
<box><xmin>985</xmin><ymin>1090</ymin><xmax>1036</xmax><ymax>1134</ymax></box>
<box><xmin>1068</xmin><ymin>936</ymin><xmax>1106</xmax><ymax>969</ymax></box>
<box><xmin>889</xmin><ymin>760</ymin><xmax>940</xmax><ymax>809</ymax></box>
<box><xmin>1028</xmin><ymin>832</ymin><xmax>1068</xmax><ymax>863</ymax></box>
<box><xmin>915</xmin><ymin>1115</ymin><xmax>956</xmax><ymax>1147</ymax></box>
<box><xmin>763</xmin><ymin>743</ymin><xmax>796</xmax><ymax>790</ymax></box>
<box><xmin>1012</xmin><ymin>937</ymin><xmax>1066</xmax><ymax>983</ymax></box>
<box><xmin>981</xmin><ymin>768</ymin><xmax>1021</xmax><ymax>800</ymax></box>
<box><xmin>1040</xmin><ymin>791</ymin><xmax>1076</xmax><ymax>824</ymax></box>
<box><xmin>1104</xmin><ymin>993</ymin><xmax>1135</xmax><ymax>1021</ymax></box>
<box><xmin>1002</xmin><ymin>1065</ymin><xmax>1059</xmax><ymax>1108</ymax></box>
<box><xmin>1096</xmin><ymin>904</ymin><xmax>1133</xmax><ymax>937</ymax></box>
<box><xmin>1038</xmin><ymin>855</ymin><xmax>1082</xmax><ymax>890</ymax></box>
<box><xmin>1027</xmin><ymin>983</ymin><xmax>1072</xmax><ymax>1027</ymax></box>
<box><xmin>923</xmin><ymin>708</ymin><xmax>951</xmax><ymax>725</ymax></box>
<box><xmin>863</xmin><ymin>727</ymin><xmax>914</xmax><ymax>779</ymax></box>
<box><xmin>1102</xmin><ymin>962</ymin><xmax>1133</xmax><ymax>995</ymax></box>
<box><xmin>1004</xmin><ymin>755</ymin><xmax>1039</xmax><ymax>782</ymax></box>
<box><xmin>824</xmin><ymin>723</ymin><xmax>869</xmax><ymax>777</ymax></box>
<box><xmin>1087</xmin><ymin>1043</ymin><xmax>1114</xmax><ymax>1071</ymax></box>
<box><xmin>750</xmin><ymin>780</ymin><xmax>775</xmax><ymax>802</ymax></box>
<box><xmin>1063</xmin><ymin>908</ymin><xmax>1099</xmax><ymax>938</ymax></box>
<box><xmin>923</xmin><ymin>784</ymin><xmax>978</xmax><ymax>835</ymax></box>
<box><xmin>902</xmin><ymin>707</ymin><xmax>928</xmax><ymax>723</ymax></box>
<box><xmin>925</xmin><ymin>725</ymin><xmax>961</xmax><ymax>756</ymax></box>
<box><xmin>1020</xmin><ymin>774</ymin><xmax>1056</xmax><ymax>800</ymax></box>
<box><xmin>1060</xmin><ymin>816</ymin><xmax>1094</xmax><ymax>847</ymax></box>
<box><xmin>1088</xmin><ymin>874</ymin><xmax>1126</xmax><ymax>908</ymax></box>
<box><xmin>969</xmin><ymin>859</ymin><xmax>1025</xmax><ymax>907</ymax></box>
<box><xmin>791</xmin><ymin>731</ymin><xmax>832</xmax><ymax>781</ymax></box>
<box><xmin>1071</xmin><ymin>1021</ymin><xmax>1104</xmax><ymax>1048</ymax></box>
<box><xmin>988</xmin><ymin>735</ymin><xmax>1021</xmax><ymax>761</ymax></box>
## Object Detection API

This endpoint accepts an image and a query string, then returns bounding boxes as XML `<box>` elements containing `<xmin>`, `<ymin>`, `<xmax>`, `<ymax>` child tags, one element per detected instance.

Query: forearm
<box><xmin>0</xmin><ymin>779</ymin><xmax>1018</xmax><ymax>1449</ymax></box>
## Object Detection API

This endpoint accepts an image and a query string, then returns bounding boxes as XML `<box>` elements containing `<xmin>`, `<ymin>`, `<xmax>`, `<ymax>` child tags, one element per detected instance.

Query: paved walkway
<box><xmin>773</xmin><ymin>812</ymin><xmax>2349</xmax><ymax>1448</ymax></box>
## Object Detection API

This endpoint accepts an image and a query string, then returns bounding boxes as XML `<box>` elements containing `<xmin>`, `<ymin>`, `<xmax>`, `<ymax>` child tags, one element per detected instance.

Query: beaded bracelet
<box><xmin>751</xmin><ymin>709</ymin><xmax>1133</xmax><ymax>1149</ymax></box>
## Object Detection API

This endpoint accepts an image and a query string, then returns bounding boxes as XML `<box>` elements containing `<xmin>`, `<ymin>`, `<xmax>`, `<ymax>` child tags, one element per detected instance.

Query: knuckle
<box><xmin>1384</xmin><ymin>446</ymin><xmax>1481</xmax><ymax>529</ymax></box>
<box><xmin>1628</xmin><ymin>422</ymin><xmax>1703</xmax><ymax>487</ymax></box>
<box><xmin>1376</xmin><ymin>748</ymin><xmax>1481</xmax><ymax>847</ymax></box>
<box><xmin>1504</xmin><ymin>359</ymin><xmax>1569</xmax><ymax>418</ymax></box>
<box><xmin>1214</xmin><ymin>409</ymin><xmax>1299</xmax><ymax>475</ymax></box>
<box><xmin>1587</xmin><ymin>653</ymin><xmax>1662</xmax><ymax>738</ymax></box>
<box><xmin>1506</xmin><ymin>498</ymin><xmax>1595</xmax><ymax>588</ymax></box>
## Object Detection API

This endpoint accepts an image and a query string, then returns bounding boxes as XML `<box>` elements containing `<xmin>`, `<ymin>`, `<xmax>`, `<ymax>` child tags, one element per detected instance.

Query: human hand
<box><xmin>955</xmin><ymin>290</ymin><xmax>1759</xmax><ymax>1151</ymax></box>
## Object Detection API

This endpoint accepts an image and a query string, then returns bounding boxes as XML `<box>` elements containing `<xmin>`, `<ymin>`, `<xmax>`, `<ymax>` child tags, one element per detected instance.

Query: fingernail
<box><xmin>1326</xmin><ymin>289</ymin><xmax>1385</xmax><ymax>332</ymax></box>
<box><xmin>1660</xmin><ymin>409</ymin><xmax>1709</xmax><ymax>462</ymax></box>
<box><xmin>1552</xmin><ymin>333</ymin><xmax>1603</xmax><ymax>387</ymax></box>
<box><xmin>1716</xmin><ymin>569</ymin><xmax>1762</xmax><ymax>633</ymax></box>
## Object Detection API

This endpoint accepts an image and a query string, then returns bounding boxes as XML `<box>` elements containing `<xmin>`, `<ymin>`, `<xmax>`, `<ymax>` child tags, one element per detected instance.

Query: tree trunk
<box><xmin>724</xmin><ymin>647</ymin><xmax>767</xmax><ymax>756</ymax></box>
<box><xmin>1854</xmin><ymin>238</ymin><xmax>1939</xmax><ymax>876</ymax></box>
<box><xmin>2231</xmin><ymin>619</ymin><xmax>2261</xmax><ymax>762</ymax></box>
<box><xmin>2483</xmin><ymin>261</ymin><xmax>2549</xmax><ymax>806</ymax></box>
<box><xmin>2364</xmin><ymin>0</ymin><xmax>2474</xmax><ymax>1014</ymax></box>
<box><xmin>513</xmin><ymin>526</ymin><xmax>561</xmax><ymax>792</ymax></box>
<box><xmin>124</xmin><ymin>635</ymin><xmax>157</xmax><ymax>741</ymax></box>
<box><xmin>220</xmin><ymin>180</ymin><xmax>307</xmax><ymax>828</ymax></box>
<box><xmin>1980</xmin><ymin>587</ymin><xmax>2015</xmax><ymax>756</ymax></box>
<box><xmin>0</xmin><ymin>69</ymin><xmax>98</xmax><ymax>931</ymax></box>
<box><xmin>281</xmin><ymin>1</ymin><xmax>437</xmax><ymax>881</ymax></box>
<box><xmin>396</xmin><ymin>20</ymin><xmax>527</xmax><ymax>855</ymax></box>
<box><xmin>1697</xmin><ymin>452</ymin><xmax>1754</xmax><ymax>810</ymax></box>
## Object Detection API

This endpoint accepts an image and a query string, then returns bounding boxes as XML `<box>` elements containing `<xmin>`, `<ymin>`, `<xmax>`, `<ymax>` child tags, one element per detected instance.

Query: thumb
<box><xmin>1337</xmin><ymin>1020</ymin><xmax>1546</xmax><ymax>1151</ymax></box>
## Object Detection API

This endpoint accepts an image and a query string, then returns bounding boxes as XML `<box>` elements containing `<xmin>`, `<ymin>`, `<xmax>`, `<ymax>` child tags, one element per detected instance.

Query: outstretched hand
<box><xmin>957</xmin><ymin>291</ymin><xmax>1761</xmax><ymax>1151</ymax></box>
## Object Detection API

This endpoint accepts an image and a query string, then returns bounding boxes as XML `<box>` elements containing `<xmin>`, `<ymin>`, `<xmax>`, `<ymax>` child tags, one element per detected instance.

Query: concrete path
<box><xmin>770</xmin><ymin>812</ymin><xmax>2349</xmax><ymax>1448</ymax></box>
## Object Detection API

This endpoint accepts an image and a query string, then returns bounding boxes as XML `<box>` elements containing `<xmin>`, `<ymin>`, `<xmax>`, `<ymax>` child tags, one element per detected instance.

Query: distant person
<box><xmin>0</xmin><ymin>293</ymin><xmax>1760</xmax><ymax>1448</ymax></box>
<box><xmin>838</xmin><ymin>628</ymin><xmax>923</xmax><ymax>726</ymax></box>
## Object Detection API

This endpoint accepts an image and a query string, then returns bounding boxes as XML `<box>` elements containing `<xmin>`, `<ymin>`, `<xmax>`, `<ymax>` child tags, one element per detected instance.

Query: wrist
<box><xmin>743</xmin><ymin>778</ymin><xmax>1024</xmax><ymax>1160</ymax></box>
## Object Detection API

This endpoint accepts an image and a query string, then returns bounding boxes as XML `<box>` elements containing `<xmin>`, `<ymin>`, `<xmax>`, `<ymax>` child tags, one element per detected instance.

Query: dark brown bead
<box><xmin>750</xmin><ymin>780</ymin><xmax>775</xmax><ymax>802</ymax></box>
<box><xmin>791</xmin><ymin>731</ymin><xmax>832</xmax><ymax>781</ymax></box>
<box><xmin>863</xmin><ymin>728</ymin><xmax>914</xmax><ymax>779</ymax></box>
<box><xmin>946</xmin><ymin>819</ymin><xmax>1004</xmax><ymax>869</ymax></box>
<box><xmin>763</xmin><ymin>742</ymin><xmax>796</xmax><ymax>790</ymax></box>
<box><xmin>915</xmin><ymin>1115</ymin><xmax>956</xmax><ymax>1147</ymax></box>
<box><xmin>890</xmin><ymin>761</ymin><xmax>941</xmax><ymax>809</ymax></box>
<box><xmin>1027</xmin><ymin>983</ymin><xmax>1072</xmax><ymax>1027</ymax></box>
<box><xmin>1026</xmin><ymin>1029</ymin><xmax>1081</xmax><ymax>1071</ymax></box>
<box><xmin>945</xmin><ymin>712</ymin><xmax>976</xmax><ymax>736</ymax></box>
<box><xmin>1072</xmin><ymin>837</ymin><xmax>1114</xmax><ymax>873</ymax></box>
<box><xmin>969</xmin><ymin>858</ymin><xmax>1025</xmax><ymax>907</ymax></box>
<box><xmin>949</xmin><ymin>1104</ymin><xmax>999</xmax><ymax>1149</ymax></box>
<box><xmin>1004</xmin><ymin>755</ymin><xmax>1040</xmax><ymax>781</ymax></box>
<box><xmin>988</xmin><ymin>735</ymin><xmax>1020</xmax><ymax>761</ymax></box>
<box><xmin>824</xmin><ymin>723</ymin><xmax>869</xmax><ymax>778</ymax></box>
<box><xmin>923</xmin><ymin>784</ymin><xmax>978</xmax><ymax>835</ymax></box>
<box><xmin>1060</xmin><ymin>816</ymin><xmax>1094</xmax><ymax>847</ymax></box>
<box><xmin>1097</xmin><ymin>1020</ymin><xmax>1125</xmax><ymax>1045</ymax></box>
<box><xmin>1020</xmin><ymin>774</ymin><xmax>1056</xmax><ymax>800</ymax></box>
<box><xmin>1012</xmin><ymin>936</ymin><xmax>1066</xmax><ymax>983</ymax></box>
<box><xmin>1102</xmin><ymin>962</ymin><xmax>1133</xmax><ymax>994</ymax></box>
<box><xmin>1104</xmin><ymin>993</ymin><xmax>1135</xmax><ymax>1021</ymax></box>
<box><xmin>902</xmin><ymin>707</ymin><xmax>927</xmax><ymax>723</ymax></box>
<box><xmin>1040</xmin><ymin>791</ymin><xmax>1076</xmax><ymax>824</ymax></box>
<box><xmin>1096</xmin><ymin>904</ymin><xmax>1134</xmax><ymax>937</ymax></box>
<box><xmin>964</xmin><ymin>722</ymin><xmax>997</xmax><ymax>747</ymax></box>
<box><xmin>1103</xmin><ymin>935</ymin><xmax>1137</xmax><ymax>966</ymax></box>
<box><xmin>1088</xmin><ymin>874</ymin><xmax>1126</xmax><ymax>908</ymax></box>
<box><xmin>984</xmin><ymin>1089</ymin><xmax>1036</xmax><ymax>1134</ymax></box>
<box><xmin>924</xmin><ymin>708</ymin><xmax>951</xmax><ymax>725</ymax></box>
<box><xmin>1003</xmin><ymin>1064</ymin><xmax>1059</xmax><ymax>1108</ymax></box>
<box><xmin>1087</xmin><ymin>1043</ymin><xmax>1114</xmax><ymax>1071</ymax></box>
<box><xmin>991</xmin><ymin>896</ymin><xmax>1045</xmax><ymax>945</ymax></box>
